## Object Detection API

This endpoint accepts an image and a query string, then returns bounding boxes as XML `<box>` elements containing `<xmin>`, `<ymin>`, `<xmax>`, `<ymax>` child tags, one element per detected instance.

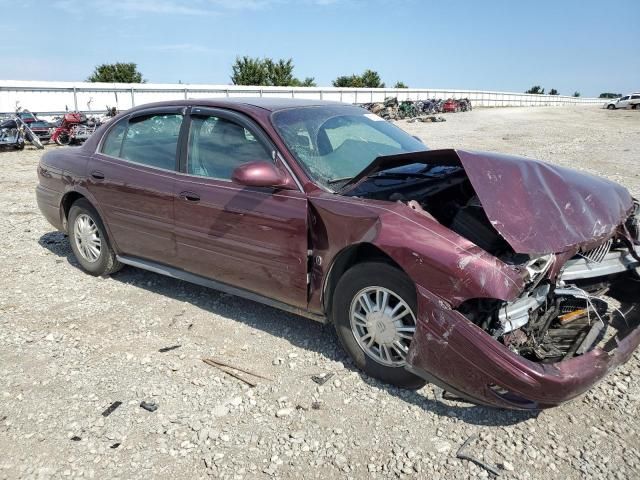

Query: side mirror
<box><xmin>231</xmin><ymin>161</ymin><xmax>296</xmax><ymax>190</ymax></box>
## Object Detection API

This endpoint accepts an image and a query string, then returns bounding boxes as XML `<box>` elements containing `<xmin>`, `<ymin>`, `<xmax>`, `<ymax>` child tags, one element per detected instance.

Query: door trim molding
<box><xmin>116</xmin><ymin>255</ymin><xmax>327</xmax><ymax>323</ymax></box>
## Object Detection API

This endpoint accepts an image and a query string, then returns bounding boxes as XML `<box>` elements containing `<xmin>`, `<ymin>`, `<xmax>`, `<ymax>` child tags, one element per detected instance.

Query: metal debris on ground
<box><xmin>101</xmin><ymin>401</ymin><xmax>122</xmax><ymax>417</ymax></box>
<box><xmin>140</xmin><ymin>401</ymin><xmax>159</xmax><ymax>412</ymax></box>
<box><xmin>360</xmin><ymin>97</ymin><xmax>471</xmax><ymax>121</ymax></box>
<box><xmin>158</xmin><ymin>345</ymin><xmax>181</xmax><ymax>353</ymax></box>
<box><xmin>202</xmin><ymin>357</ymin><xmax>274</xmax><ymax>388</ymax></box>
<box><xmin>311</xmin><ymin>372</ymin><xmax>334</xmax><ymax>385</ymax></box>
<box><xmin>456</xmin><ymin>433</ymin><xmax>501</xmax><ymax>477</ymax></box>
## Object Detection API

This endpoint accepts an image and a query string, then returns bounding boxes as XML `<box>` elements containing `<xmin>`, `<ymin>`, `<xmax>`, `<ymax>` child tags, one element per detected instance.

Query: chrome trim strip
<box><xmin>116</xmin><ymin>255</ymin><xmax>326</xmax><ymax>323</ymax></box>
<box><xmin>560</xmin><ymin>246</ymin><xmax>640</xmax><ymax>281</ymax></box>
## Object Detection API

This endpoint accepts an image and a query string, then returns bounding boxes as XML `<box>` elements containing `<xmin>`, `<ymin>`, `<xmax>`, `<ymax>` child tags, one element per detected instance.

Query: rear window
<box><xmin>100</xmin><ymin>113</ymin><xmax>183</xmax><ymax>171</ymax></box>
<box><xmin>101</xmin><ymin>120</ymin><xmax>126</xmax><ymax>157</ymax></box>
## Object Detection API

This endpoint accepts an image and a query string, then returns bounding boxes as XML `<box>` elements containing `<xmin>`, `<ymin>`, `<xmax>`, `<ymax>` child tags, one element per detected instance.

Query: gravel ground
<box><xmin>1</xmin><ymin>106</ymin><xmax>639</xmax><ymax>480</ymax></box>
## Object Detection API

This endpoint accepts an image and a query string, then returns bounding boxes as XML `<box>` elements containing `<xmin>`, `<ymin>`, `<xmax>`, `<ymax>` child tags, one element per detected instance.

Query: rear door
<box><xmin>173</xmin><ymin>107</ymin><xmax>309</xmax><ymax>308</ymax></box>
<box><xmin>88</xmin><ymin>107</ymin><xmax>185</xmax><ymax>263</ymax></box>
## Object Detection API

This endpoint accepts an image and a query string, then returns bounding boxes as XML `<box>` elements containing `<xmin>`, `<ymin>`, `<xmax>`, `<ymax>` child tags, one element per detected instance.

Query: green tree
<box><xmin>394</xmin><ymin>81</ymin><xmax>409</xmax><ymax>88</ymax></box>
<box><xmin>88</xmin><ymin>62</ymin><xmax>144</xmax><ymax>83</ymax></box>
<box><xmin>332</xmin><ymin>70</ymin><xmax>385</xmax><ymax>88</ymax></box>
<box><xmin>548</xmin><ymin>88</ymin><xmax>559</xmax><ymax>95</ymax></box>
<box><xmin>525</xmin><ymin>85</ymin><xmax>544</xmax><ymax>94</ymax></box>
<box><xmin>332</xmin><ymin>74</ymin><xmax>363</xmax><ymax>87</ymax></box>
<box><xmin>231</xmin><ymin>56</ymin><xmax>269</xmax><ymax>85</ymax></box>
<box><xmin>264</xmin><ymin>58</ymin><xmax>295</xmax><ymax>86</ymax></box>
<box><xmin>231</xmin><ymin>56</ymin><xmax>314</xmax><ymax>86</ymax></box>
<box><xmin>573</xmin><ymin>91</ymin><xmax>581</xmax><ymax>97</ymax></box>
<box><xmin>360</xmin><ymin>70</ymin><xmax>385</xmax><ymax>88</ymax></box>
<box><xmin>291</xmin><ymin>77</ymin><xmax>317</xmax><ymax>87</ymax></box>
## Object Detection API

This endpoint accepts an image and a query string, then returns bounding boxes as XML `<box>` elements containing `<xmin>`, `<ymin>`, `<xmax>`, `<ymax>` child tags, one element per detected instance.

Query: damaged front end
<box><xmin>342</xmin><ymin>149</ymin><xmax>640</xmax><ymax>408</ymax></box>
<box><xmin>409</xmin><ymin>232</ymin><xmax>640</xmax><ymax>409</ymax></box>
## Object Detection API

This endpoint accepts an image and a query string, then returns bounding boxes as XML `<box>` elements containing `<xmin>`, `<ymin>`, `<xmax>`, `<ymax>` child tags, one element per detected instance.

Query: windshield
<box><xmin>271</xmin><ymin>105</ymin><xmax>427</xmax><ymax>188</ymax></box>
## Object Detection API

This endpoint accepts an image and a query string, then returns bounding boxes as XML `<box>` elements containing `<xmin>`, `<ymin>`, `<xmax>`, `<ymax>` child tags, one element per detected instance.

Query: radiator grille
<box><xmin>580</xmin><ymin>239</ymin><xmax>613</xmax><ymax>264</ymax></box>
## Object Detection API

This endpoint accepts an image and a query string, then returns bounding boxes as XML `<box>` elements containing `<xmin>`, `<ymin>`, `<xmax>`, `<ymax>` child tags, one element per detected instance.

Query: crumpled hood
<box><xmin>457</xmin><ymin>150</ymin><xmax>633</xmax><ymax>254</ymax></box>
<box><xmin>344</xmin><ymin>148</ymin><xmax>633</xmax><ymax>254</ymax></box>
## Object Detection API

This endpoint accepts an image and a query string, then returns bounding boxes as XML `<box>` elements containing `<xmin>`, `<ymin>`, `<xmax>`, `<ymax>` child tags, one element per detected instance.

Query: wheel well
<box><xmin>60</xmin><ymin>192</ymin><xmax>86</xmax><ymax>229</ymax></box>
<box><xmin>322</xmin><ymin>243</ymin><xmax>406</xmax><ymax>316</ymax></box>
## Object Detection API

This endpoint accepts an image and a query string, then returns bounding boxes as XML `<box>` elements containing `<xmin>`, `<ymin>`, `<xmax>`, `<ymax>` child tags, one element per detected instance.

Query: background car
<box><xmin>605</xmin><ymin>93</ymin><xmax>640</xmax><ymax>109</ymax></box>
<box><xmin>17</xmin><ymin>110</ymin><xmax>53</xmax><ymax>143</ymax></box>
<box><xmin>442</xmin><ymin>98</ymin><xmax>460</xmax><ymax>112</ymax></box>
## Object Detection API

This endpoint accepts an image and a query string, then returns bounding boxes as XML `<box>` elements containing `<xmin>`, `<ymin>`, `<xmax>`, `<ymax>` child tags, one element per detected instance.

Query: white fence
<box><xmin>0</xmin><ymin>80</ymin><xmax>604</xmax><ymax>116</ymax></box>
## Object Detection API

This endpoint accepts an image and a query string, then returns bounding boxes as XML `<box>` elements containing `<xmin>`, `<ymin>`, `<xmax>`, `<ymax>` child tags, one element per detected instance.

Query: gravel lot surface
<box><xmin>1</xmin><ymin>106</ymin><xmax>639</xmax><ymax>480</ymax></box>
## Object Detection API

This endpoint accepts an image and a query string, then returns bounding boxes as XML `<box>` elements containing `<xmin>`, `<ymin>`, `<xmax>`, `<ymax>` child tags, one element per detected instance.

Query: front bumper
<box><xmin>405</xmin><ymin>285</ymin><xmax>640</xmax><ymax>409</ymax></box>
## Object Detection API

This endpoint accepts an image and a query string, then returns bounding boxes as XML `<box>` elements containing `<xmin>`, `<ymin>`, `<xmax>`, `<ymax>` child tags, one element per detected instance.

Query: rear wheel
<box><xmin>55</xmin><ymin>133</ymin><xmax>71</xmax><ymax>146</ymax></box>
<box><xmin>332</xmin><ymin>262</ymin><xmax>426</xmax><ymax>389</ymax></box>
<box><xmin>68</xmin><ymin>199</ymin><xmax>122</xmax><ymax>276</ymax></box>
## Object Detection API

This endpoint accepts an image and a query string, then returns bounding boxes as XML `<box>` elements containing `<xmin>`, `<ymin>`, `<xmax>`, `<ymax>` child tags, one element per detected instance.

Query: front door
<box><xmin>173</xmin><ymin>108</ymin><xmax>308</xmax><ymax>308</ymax></box>
<box><xmin>618</xmin><ymin>96</ymin><xmax>630</xmax><ymax>108</ymax></box>
<box><xmin>88</xmin><ymin>108</ymin><xmax>184</xmax><ymax>263</ymax></box>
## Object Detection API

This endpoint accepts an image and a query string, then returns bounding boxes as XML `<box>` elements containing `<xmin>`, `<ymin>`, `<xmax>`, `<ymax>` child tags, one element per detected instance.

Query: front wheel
<box><xmin>607</xmin><ymin>104</ymin><xmax>615</xmax><ymax>110</ymax></box>
<box><xmin>332</xmin><ymin>262</ymin><xmax>426</xmax><ymax>389</ymax></box>
<box><xmin>68</xmin><ymin>199</ymin><xmax>122</xmax><ymax>276</ymax></box>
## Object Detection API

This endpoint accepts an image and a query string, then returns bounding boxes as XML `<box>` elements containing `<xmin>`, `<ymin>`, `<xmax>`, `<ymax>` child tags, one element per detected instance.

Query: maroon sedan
<box><xmin>36</xmin><ymin>98</ymin><xmax>640</xmax><ymax>409</ymax></box>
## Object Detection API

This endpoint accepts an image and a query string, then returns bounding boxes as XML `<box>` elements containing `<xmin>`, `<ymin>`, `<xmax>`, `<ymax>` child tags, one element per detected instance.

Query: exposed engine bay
<box><xmin>347</xmin><ymin>162</ymin><xmax>640</xmax><ymax>364</ymax></box>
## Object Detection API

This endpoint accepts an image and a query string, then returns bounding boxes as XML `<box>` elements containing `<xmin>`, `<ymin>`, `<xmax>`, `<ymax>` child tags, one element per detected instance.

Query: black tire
<box><xmin>68</xmin><ymin>198</ymin><xmax>122</xmax><ymax>276</ymax></box>
<box><xmin>55</xmin><ymin>133</ymin><xmax>71</xmax><ymax>146</ymax></box>
<box><xmin>607</xmin><ymin>104</ymin><xmax>615</xmax><ymax>110</ymax></box>
<box><xmin>332</xmin><ymin>262</ymin><xmax>427</xmax><ymax>389</ymax></box>
<box><xmin>24</xmin><ymin>127</ymin><xmax>44</xmax><ymax>149</ymax></box>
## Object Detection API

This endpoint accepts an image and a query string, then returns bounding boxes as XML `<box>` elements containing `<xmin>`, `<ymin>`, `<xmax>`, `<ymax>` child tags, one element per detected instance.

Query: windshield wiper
<box><xmin>327</xmin><ymin>177</ymin><xmax>354</xmax><ymax>184</ymax></box>
<box><xmin>368</xmin><ymin>171</ymin><xmax>434</xmax><ymax>180</ymax></box>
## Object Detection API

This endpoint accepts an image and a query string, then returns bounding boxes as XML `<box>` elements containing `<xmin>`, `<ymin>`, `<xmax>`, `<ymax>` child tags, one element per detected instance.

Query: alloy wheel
<box><xmin>349</xmin><ymin>286</ymin><xmax>416</xmax><ymax>367</ymax></box>
<box><xmin>73</xmin><ymin>213</ymin><xmax>102</xmax><ymax>262</ymax></box>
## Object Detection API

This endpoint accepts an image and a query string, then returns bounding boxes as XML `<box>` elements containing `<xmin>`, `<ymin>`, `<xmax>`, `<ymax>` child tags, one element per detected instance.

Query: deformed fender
<box><xmin>307</xmin><ymin>192</ymin><xmax>525</xmax><ymax>313</ymax></box>
<box><xmin>372</xmin><ymin>201</ymin><xmax>525</xmax><ymax>306</ymax></box>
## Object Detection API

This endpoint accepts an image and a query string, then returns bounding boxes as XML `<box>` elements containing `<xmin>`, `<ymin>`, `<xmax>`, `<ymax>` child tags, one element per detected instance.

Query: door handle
<box><xmin>90</xmin><ymin>170</ymin><xmax>105</xmax><ymax>180</ymax></box>
<box><xmin>179</xmin><ymin>191</ymin><xmax>200</xmax><ymax>202</ymax></box>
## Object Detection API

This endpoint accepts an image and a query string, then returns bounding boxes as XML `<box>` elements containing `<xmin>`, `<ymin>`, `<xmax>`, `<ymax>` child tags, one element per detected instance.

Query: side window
<box><xmin>101</xmin><ymin>119</ymin><xmax>126</xmax><ymax>157</ymax></box>
<box><xmin>187</xmin><ymin>115</ymin><xmax>272</xmax><ymax>180</ymax></box>
<box><xmin>620</xmin><ymin>96</ymin><xmax>630</xmax><ymax>101</ymax></box>
<box><xmin>101</xmin><ymin>113</ymin><xmax>183</xmax><ymax>170</ymax></box>
<box><xmin>631</xmin><ymin>95</ymin><xmax>640</xmax><ymax>100</ymax></box>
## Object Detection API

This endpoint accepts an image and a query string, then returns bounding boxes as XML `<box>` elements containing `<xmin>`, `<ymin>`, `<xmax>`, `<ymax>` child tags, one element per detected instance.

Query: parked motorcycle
<box><xmin>0</xmin><ymin>115</ymin><xmax>44</xmax><ymax>150</ymax></box>
<box><xmin>459</xmin><ymin>98</ymin><xmax>473</xmax><ymax>112</ymax></box>
<box><xmin>51</xmin><ymin>112</ymin><xmax>97</xmax><ymax>146</ymax></box>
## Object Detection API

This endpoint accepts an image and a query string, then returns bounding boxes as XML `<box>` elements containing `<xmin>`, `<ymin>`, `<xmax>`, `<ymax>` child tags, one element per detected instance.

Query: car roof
<box><xmin>128</xmin><ymin>97</ymin><xmax>346</xmax><ymax>113</ymax></box>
